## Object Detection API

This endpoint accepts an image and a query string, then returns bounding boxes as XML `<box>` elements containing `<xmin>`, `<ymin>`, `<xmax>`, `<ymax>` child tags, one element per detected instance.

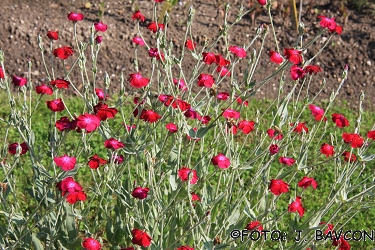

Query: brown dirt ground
<box><xmin>1</xmin><ymin>0</ymin><xmax>375</xmax><ymax>110</ymax></box>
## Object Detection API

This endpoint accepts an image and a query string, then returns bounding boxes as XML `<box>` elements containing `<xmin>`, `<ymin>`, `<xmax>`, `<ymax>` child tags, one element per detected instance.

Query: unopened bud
<box><xmin>37</xmin><ymin>35</ymin><xmax>44</xmax><ymax>51</ymax></box>
<box><xmin>298</xmin><ymin>22</ymin><xmax>306</xmax><ymax>36</ymax></box>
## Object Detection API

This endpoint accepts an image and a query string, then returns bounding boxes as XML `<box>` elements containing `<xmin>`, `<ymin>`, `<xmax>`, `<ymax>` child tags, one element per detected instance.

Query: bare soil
<box><xmin>1</xmin><ymin>0</ymin><xmax>375</xmax><ymax>110</ymax></box>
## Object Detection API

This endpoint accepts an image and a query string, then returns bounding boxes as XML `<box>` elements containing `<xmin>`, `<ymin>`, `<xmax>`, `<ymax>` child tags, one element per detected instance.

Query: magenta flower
<box><xmin>288</xmin><ymin>196</ymin><xmax>305</xmax><ymax>217</ymax></box>
<box><xmin>269</xmin><ymin>50</ymin><xmax>283</xmax><ymax>64</ymax></box>
<box><xmin>67</xmin><ymin>12</ymin><xmax>84</xmax><ymax>22</ymax></box>
<box><xmin>132</xmin><ymin>37</ymin><xmax>145</xmax><ymax>46</ymax></box>
<box><xmin>12</xmin><ymin>76</ymin><xmax>27</xmax><ymax>87</ymax></box>
<box><xmin>94</xmin><ymin>21</ymin><xmax>108</xmax><ymax>32</ymax></box>
<box><xmin>76</xmin><ymin>113</ymin><xmax>101</xmax><ymax>133</ymax></box>
<box><xmin>279</xmin><ymin>156</ymin><xmax>296</xmax><ymax>166</ymax></box>
<box><xmin>229</xmin><ymin>46</ymin><xmax>246</xmax><ymax>58</ymax></box>
<box><xmin>197</xmin><ymin>74</ymin><xmax>215</xmax><ymax>88</ymax></box>
<box><xmin>178</xmin><ymin>167</ymin><xmax>199</xmax><ymax>184</ymax></box>
<box><xmin>104</xmin><ymin>138</ymin><xmax>125</xmax><ymax>150</ymax></box>
<box><xmin>132</xmin><ymin>187</ymin><xmax>150</xmax><ymax>200</ymax></box>
<box><xmin>54</xmin><ymin>154</ymin><xmax>77</xmax><ymax>171</ymax></box>
<box><xmin>298</xmin><ymin>176</ymin><xmax>318</xmax><ymax>189</ymax></box>
<box><xmin>211</xmin><ymin>153</ymin><xmax>231</xmax><ymax>169</ymax></box>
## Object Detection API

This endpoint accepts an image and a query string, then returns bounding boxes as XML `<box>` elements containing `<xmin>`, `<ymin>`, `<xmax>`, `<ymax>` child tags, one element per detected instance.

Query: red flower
<box><xmin>177</xmin><ymin>246</ymin><xmax>194</xmax><ymax>250</ymax></box>
<box><xmin>279</xmin><ymin>157</ymin><xmax>296</xmax><ymax>166</ymax></box>
<box><xmin>269</xmin><ymin>144</ymin><xmax>279</xmax><ymax>155</ymax></box>
<box><xmin>132</xmin><ymin>37</ymin><xmax>145</xmax><ymax>46</ymax></box>
<box><xmin>54</xmin><ymin>154</ymin><xmax>76</xmax><ymax>171</ymax></box>
<box><xmin>172</xmin><ymin>78</ymin><xmax>188</xmax><ymax>92</ymax></box>
<box><xmin>36</xmin><ymin>84</ymin><xmax>53</xmax><ymax>95</ymax></box>
<box><xmin>57</xmin><ymin>176</ymin><xmax>82</xmax><ymax>195</ymax></box>
<box><xmin>216</xmin><ymin>66</ymin><xmax>231</xmax><ymax>77</ymax></box>
<box><xmin>67</xmin><ymin>12</ymin><xmax>84</xmax><ymax>22</ymax></box>
<box><xmin>318</xmin><ymin>15</ymin><xmax>342</xmax><ymax>34</ymax></box>
<box><xmin>159</xmin><ymin>94</ymin><xmax>174</xmax><ymax>107</ymax></box>
<box><xmin>267</xmin><ymin>129</ymin><xmax>283</xmax><ymax>140</ymax></box>
<box><xmin>269</xmin><ymin>50</ymin><xmax>283</xmax><ymax>64</ymax></box>
<box><xmin>185</xmin><ymin>39</ymin><xmax>196</xmax><ymax>50</ymax></box>
<box><xmin>104</xmin><ymin>138</ymin><xmax>125</xmax><ymax>150</ymax></box>
<box><xmin>178</xmin><ymin>167</ymin><xmax>199</xmax><ymax>184</ymax></box>
<box><xmin>166</xmin><ymin>123</ymin><xmax>178</xmax><ymax>133</ymax></box>
<box><xmin>229</xmin><ymin>46</ymin><xmax>246</xmax><ymax>58</ymax></box>
<box><xmin>257</xmin><ymin>0</ymin><xmax>267</xmax><ymax>5</ymax></box>
<box><xmin>140</xmin><ymin>109</ymin><xmax>161</xmax><ymax>123</ymax></box>
<box><xmin>53</xmin><ymin>46</ymin><xmax>74</xmax><ymax>60</ymax></box>
<box><xmin>319</xmin><ymin>222</ymin><xmax>334</xmax><ymax>235</ymax></box>
<box><xmin>56</xmin><ymin>116</ymin><xmax>76</xmax><ymax>132</ymax></box>
<box><xmin>8</xmin><ymin>142</ymin><xmax>28</xmax><ymax>155</ymax></box>
<box><xmin>290</xmin><ymin>65</ymin><xmax>306</xmax><ymax>80</ymax></box>
<box><xmin>128</xmin><ymin>72</ymin><xmax>150</xmax><ymax>88</ymax></box>
<box><xmin>76</xmin><ymin>113</ymin><xmax>101</xmax><ymax>133</ymax></box>
<box><xmin>94</xmin><ymin>103</ymin><xmax>118</xmax><ymax>121</ymax></box>
<box><xmin>0</xmin><ymin>66</ymin><xmax>4</xmax><ymax>79</ymax></box>
<box><xmin>318</xmin><ymin>15</ymin><xmax>337</xmax><ymax>30</ymax></box>
<box><xmin>50</xmin><ymin>79</ymin><xmax>70</xmax><ymax>89</ymax></box>
<box><xmin>284</xmin><ymin>48</ymin><xmax>302</xmax><ymax>64</ymax></box>
<box><xmin>172</xmin><ymin>98</ymin><xmax>191</xmax><ymax>111</ymax></box>
<box><xmin>202</xmin><ymin>52</ymin><xmax>216</xmax><ymax>65</ymax></box>
<box><xmin>366</xmin><ymin>130</ymin><xmax>375</xmax><ymax>141</ymax></box>
<box><xmin>305</xmin><ymin>65</ymin><xmax>322</xmax><ymax>75</ymax></box>
<box><xmin>148</xmin><ymin>48</ymin><xmax>164</xmax><ymax>61</ymax></box>
<box><xmin>82</xmin><ymin>237</ymin><xmax>101</xmax><ymax>250</ymax></box>
<box><xmin>12</xmin><ymin>76</ymin><xmax>27</xmax><ymax>87</ymax></box>
<box><xmin>292</xmin><ymin>122</ymin><xmax>308</xmax><ymax>134</ymax></box>
<box><xmin>342</xmin><ymin>151</ymin><xmax>356</xmax><ymax>162</ymax></box>
<box><xmin>308</xmin><ymin>104</ymin><xmax>326</xmax><ymax>121</ymax></box>
<box><xmin>132</xmin><ymin>187</ymin><xmax>150</xmax><ymax>200</ymax></box>
<box><xmin>245</xmin><ymin>221</ymin><xmax>263</xmax><ymax>231</ymax></box>
<box><xmin>342</xmin><ymin>133</ymin><xmax>364</xmax><ymax>148</ymax></box>
<box><xmin>66</xmin><ymin>191</ymin><xmax>87</xmax><ymax>204</ymax></box>
<box><xmin>200</xmin><ymin>115</ymin><xmax>211</xmax><ymax>124</ymax></box>
<box><xmin>320</xmin><ymin>143</ymin><xmax>334</xmax><ymax>157</ymax></box>
<box><xmin>184</xmin><ymin>109</ymin><xmax>200</xmax><ymax>120</ymax></box>
<box><xmin>132</xmin><ymin>10</ymin><xmax>145</xmax><ymax>22</ymax></box>
<box><xmin>222</xmin><ymin>109</ymin><xmax>240</xmax><ymax>119</ymax></box>
<box><xmin>217</xmin><ymin>92</ymin><xmax>229</xmax><ymax>100</ymax></box>
<box><xmin>131</xmin><ymin>228</ymin><xmax>152</xmax><ymax>247</ymax></box>
<box><xmin>298</xmin><ymin>176</ymin><xmax>318</xmax><ymax>189</ymax></box>
<box><xmin>46</xmin><ymin>98</ymin><xmax>65</xmax><ymax>112</ymax></box>
<box><xmin>47</xmin><ymin>30</ymin><xmax>58</xmax><ymax>40</ymax></box>
<box><xmin>88</xmin><ymin>154</ymin><xmax>107</xmax><ymax>169</ymax></box>
<box><xmin>238</xmin><ymin>120</ymin><xmax>255</xmax><ymax>134</ymax></box>
<box><xmin>332</xmin><ymin>113</ymin><xmax>350</xmax><ymax>128</ymax></box>
<box><xmin>288</xmin><ymin>196</ymin><xmax>305</xmax><ymax>217</ymax></box>
<box><xmin>94</xmin><ymin>21</ymin><xmax>108</xmax><ymax>32</ymax></box>
<box><xmin>95</xmin><ymin>36</ymin><xmax>103</xmax><ymax>44</ymax></box>
<box><xmin>120</xmin><ymin>247</ymin><xmax>135</xmax><ymax>250</ymax></box>
<box><xmin>147</xmin><ymin>22</ymin><xmax>165</xmax><ymax>33</ymax></box>
<box><xmin>191</xmin><ymin>192</ymin><xmax>201</xmax><ymax>202</ymax></box>
<box><xmin>197</xmin><ymin>74</ymin><xmax>215</xmax><ymax>88</ymax></box>
<box><xmin>155</xmin><ymin>0</ymin><xmax>165</xmax><ymax>2</ymax></box>
<box><xmin>335</xmin><ymin>26</ymin><xmax>343</xmax><ymax>35</ymax></box>
<box><xmin>332</xmin><ymin>236</ymin><xmax>351</xmax><ymax>250</ymax></box>
<box><xmin>95</xmin><ymin>88</ymin><xmax>109</xmax><ymax>101</ymax></box>
<box><xmin>215</xmin><ymin>54</ymin><xmax>230</xmax><ymax>67</ymax></box>
<box><xmin>269</xmin><ymin>179</ymin><xmax>289</xmax><ymax>195</ymax></box>
<box><xmin>211</xmin><ymin>153</ymin><xmax>231</xmax><ymax>169</ymax></box>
